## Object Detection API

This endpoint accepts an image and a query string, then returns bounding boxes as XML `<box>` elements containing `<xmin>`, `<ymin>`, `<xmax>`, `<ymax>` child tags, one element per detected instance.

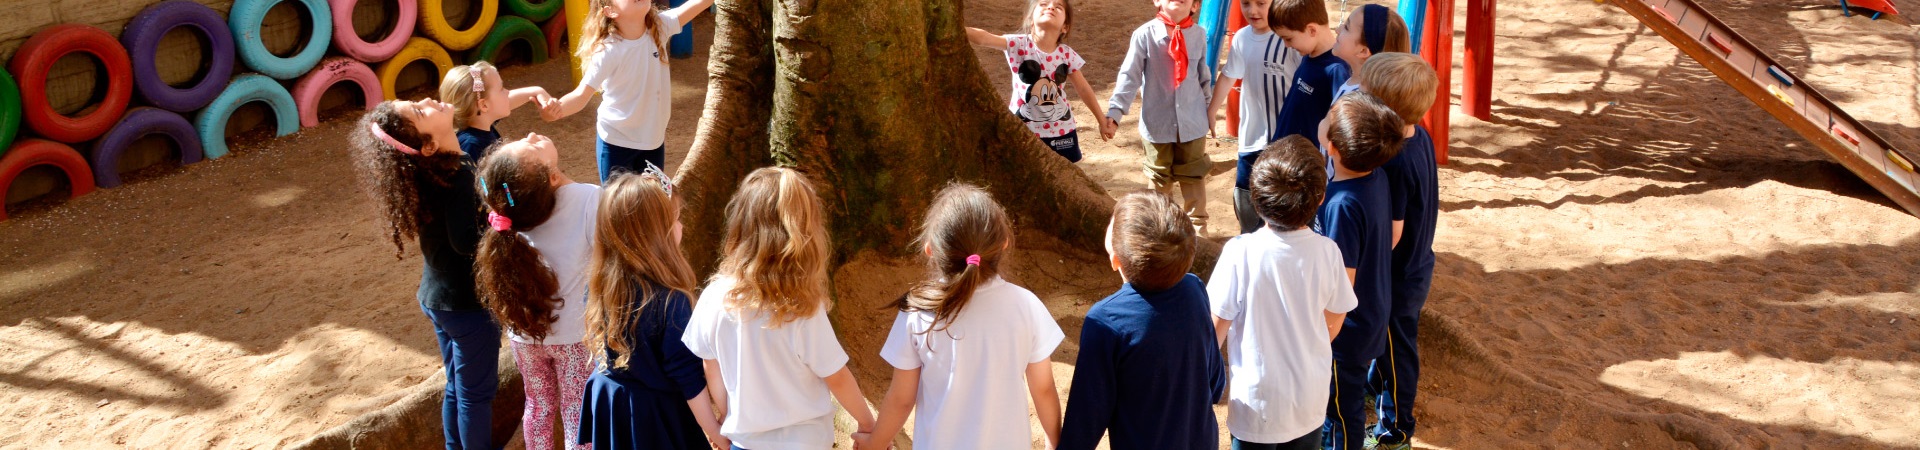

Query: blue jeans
<box><xmin>423</xmin><ymin>306</ymin><xmax>502</xmax><ymax>450</ymax></box>
<box><xmin>596</xmin><ymin>137</ymin><xmax>666</xmax><ymax>182</ymax></box>
<box><xmin>1232</xmin><ymin>429</ymin><xmax>1320</xmax><ymax>450</ymax></box>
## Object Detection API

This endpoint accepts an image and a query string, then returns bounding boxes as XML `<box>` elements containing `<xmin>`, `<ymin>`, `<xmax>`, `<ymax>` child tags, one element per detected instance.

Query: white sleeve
<box><xmin>795</xmin><ymin>306</ymin><xmax>852</xmax><ymax>378</ymax></box>
<box><xmin>1028</xmin><ymin>294</ymin><xmax>1064</xmax><ymax>363</ymax></box>
<box><xmin>1207</xmin><ymin>239</ymin><xmax>1246</xmax><ymax>320</ymax></box>
<box><xmin>656</xmin><ymin>11</ymin><xmax>685</xmax><ymax>36</ymax></box>
<box><xmin>878</xmin><ymin>312</ymin><xmax>922</xmax><ymax>370</ymax></box>
<box><xmin>581</xmin><ymin>50</ymin><xmax>610</xmax><ymax>92</ymax></box>
<box><xmin>1222</xmin><ymin>38</ymin><xmax>1246</xmax><ymax>80</ymax></box>
<box><xmin>681</xmin><ymin>289</ymin><xmax>719</xmax><ymax>359</ymax></box>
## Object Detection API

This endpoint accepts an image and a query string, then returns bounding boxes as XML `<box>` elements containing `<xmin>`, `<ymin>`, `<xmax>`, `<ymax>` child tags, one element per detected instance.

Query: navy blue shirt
<box><xmin>600</xmin><ymin>285</ymin><xmax>706</xmax><ymax>400</ymax></box>
<box><xmin>416</xmin><ymin>163</ymin><xmax>485</xmax><ymax>311</ymax></box>
<box><xmin>1059</xmin><ymin>275</ymin><xmax>1224</xmax><ymax>450</ymax></box>
<box><xmin>1382</xmin><ymin>126</ymin><xmax>1438</xmax><ymax>308</ymax></box>
<box><xmin>1268</xmin><ymin>51</ymin><xmax>1351</xmax><ymax>149</ymax></box>
<box><xmin>456</xmin><ymin>125</ymin><xmax>501</xmax><ymax>161</ymax></box>
<box><xmin>1314</xmin><ymin>171</ymin><xmax>1392</xmax><ymax>362</ymax></box>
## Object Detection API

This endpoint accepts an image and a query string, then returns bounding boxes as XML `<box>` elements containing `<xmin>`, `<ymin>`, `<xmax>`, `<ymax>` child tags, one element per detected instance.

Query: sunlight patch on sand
<box><xmin>0</xmin><ymin>255</ymin><xmax>94</xmax><ymax>300</ymax></box>
<box><xmin>1600</xmin><ymin>352</ymin><xmax>1920</xmax><ymax>445</ymax></box>
<box><xmin>1772</xmin><ymin>290</ymin><xmax>1920</xmax><ymax>316</ymax></box>
<box><xmin>251</xmin><ymin>187</ymin><xmax>306</xmax><ymax>208</ymax></box>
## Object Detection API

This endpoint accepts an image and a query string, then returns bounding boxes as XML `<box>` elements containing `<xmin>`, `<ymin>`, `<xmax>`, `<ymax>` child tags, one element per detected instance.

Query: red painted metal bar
<box><xmin>1421</xmin><ymin>0</ymin><xmax>1455</xmax><ymax>164</ymax></box>
<box><xmin>1462</xmin><ymin>0</ymin><xmax>1494</xmax><ymax>120</ymax></box>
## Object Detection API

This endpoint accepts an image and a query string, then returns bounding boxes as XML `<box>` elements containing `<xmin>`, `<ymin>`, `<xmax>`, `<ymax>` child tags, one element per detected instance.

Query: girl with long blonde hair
<box><xmin>540</xmin><ymin>0</ymin><xmax>713</xmax><ymax>181</ymax></box>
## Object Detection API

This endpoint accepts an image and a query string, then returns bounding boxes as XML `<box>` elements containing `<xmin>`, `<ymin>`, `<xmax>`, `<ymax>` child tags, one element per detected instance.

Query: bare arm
<box><xmin>966</xmin><ymin>27</ymin><xmax>1008</xmax><ymax>47</ymax></box>
<box><xmin>1027</xmin><ymin>360</ymin><xmax>1063</xmax><ymax>449</ymax></box>
<box><xmin>507</xmin><ymin>86</ymin><xmax>551</xmax><ymax>110</ymax></box>
<box><xmin>861</xmin><ymin>368</ymin><xmax>920</xmax><ymax>450</ymax></box>
<box><xmin>1068</xmin><ymin>70</ymin><xmax>1107</xmax><ymax>141</ymax></box>
<box><xmin>1208</xmin><ymin>72</ymin><xmax>1235</xmax><ymax>137</ymax></box>
<box><xmin>1213</xmin><ymin>316</ymin><xmax>1232</xmax><ymax>352</ymax></box>
<box><xmin>1325</xmin><ymin>311</ymin><xmax>1346</xmax><ymax>340</ymax></box>
<box><xmin>543</xmin><ymin>83</ymin><xmax>598</xmax><ymax>121</ymax></box>
<box><xmin>824</xmin><ymin>367</ymin><xmax>876</xmax><ymax>432</ymax></box>
<box><xmin>668</xmin><ymin>0</ymin><xmax>716</xmax><ymax>26</ymax></box>
<box><xmin>1392</xmin><ymin>220</ymin><xmax>1405</xmax><ymax>250</ymax></box>
<box><xmin>685</xmin><ymin>389</ymin><xmax>731</xmax><ymax>450</ymax></box>
<box><xmin>702</xmin><ymin>359</ymin><xmax>728</xmax><ymax>420</ymax></box>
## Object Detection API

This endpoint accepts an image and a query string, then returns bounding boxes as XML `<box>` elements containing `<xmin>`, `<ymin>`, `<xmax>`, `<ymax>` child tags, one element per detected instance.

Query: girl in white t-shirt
<box><xmin>856</xmin><ymin>184</ymin><xmax>1066</xmax><ymax>450</ymax></box>
<box><xmin>681</xmin><ymin>167</ymin><xmax>876</xmax><ymax>450</ymax></box>
<box><xmin>965</xmin><ymin>0</ymin><xmax>1106</xmax><ymax>162</ymax></box>
<box><xmin>474</xmin><ymin>133</ymin><xmax>602</xmax><ymax>450</ymax></box>
<box><xmin>543</xmin><ymin>0</ymin><xmax>713</xmax><ymax>181</ymax></box>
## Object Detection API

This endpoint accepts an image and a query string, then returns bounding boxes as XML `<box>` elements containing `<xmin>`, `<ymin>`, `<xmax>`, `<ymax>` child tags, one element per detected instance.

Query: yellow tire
<box><xmin>417</xmin><ymin>0</ymin><xmax>498</xmax><ymax>51</ymax></box>
<box><xmin>374</xmin><ymin>37</ymin><xmax>454</xmax><ymax>100</ymax></box>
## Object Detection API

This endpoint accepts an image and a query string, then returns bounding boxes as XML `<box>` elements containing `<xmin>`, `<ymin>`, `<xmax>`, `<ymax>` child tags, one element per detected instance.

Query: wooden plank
<box><xmin>1724</xmin><ymin>39</ymin><xmax>1761</xmax><ymax>81</ymax></box>
<box><xmin>1678</xmin><ymin>6</ymin><xmax>1712</xmax><ymax>39</ymax></box>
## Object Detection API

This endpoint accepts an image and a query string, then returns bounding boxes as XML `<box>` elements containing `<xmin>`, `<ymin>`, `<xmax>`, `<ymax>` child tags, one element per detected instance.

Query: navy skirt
<box><xmin>577</xmin><ymin>371</ymin><xmax>711</xmax><ymax>450</ymax></box>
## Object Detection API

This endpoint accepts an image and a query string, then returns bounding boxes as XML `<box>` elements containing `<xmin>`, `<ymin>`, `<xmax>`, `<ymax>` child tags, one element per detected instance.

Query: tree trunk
<box><xmin>681</xmin><ymin>0</ymin><xmax>1125</xmax><ymax>275</ymax></box>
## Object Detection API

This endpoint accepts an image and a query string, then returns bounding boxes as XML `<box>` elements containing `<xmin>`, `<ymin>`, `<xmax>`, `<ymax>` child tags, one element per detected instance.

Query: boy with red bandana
<box><xmin>1104</xmin><ymin>0</ymin><xmax>1215</xmax><ymax>232</ymax></box>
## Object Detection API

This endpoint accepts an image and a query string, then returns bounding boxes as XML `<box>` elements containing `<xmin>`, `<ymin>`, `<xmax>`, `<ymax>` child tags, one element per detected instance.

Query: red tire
<box><xmin>292</xmin><ymin>56</ymin><xmax>381</xmax><ymax>128</ymax></box>
<box><xmin>0</xmin><ymin>139</ymin><xmax>94</xmax><ymax>221</ymax></box>
<box><xmin>541</xmin><ymin>15</ymin><xmax>568</xmax><ymax>62</ymax></box>
<box><xmin>7</xmin><ymin>24</ymin><xmax>134</xmax><ymax>144</ymax></box>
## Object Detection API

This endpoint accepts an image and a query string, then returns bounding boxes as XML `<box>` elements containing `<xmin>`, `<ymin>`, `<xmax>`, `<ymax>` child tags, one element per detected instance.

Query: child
<box><xmin>350</xmin><ymin>99</ymin><xmax>500</xmax><ymax>450</ymax></box>
<box><xmin>1328</xmin><ymin>4</ymin><xmax>1410</xmax><ymax>100</ymax></box>
<box><xmin>1311</xmin><ymin>92</ymin><xmax>1404</xmax><ymax>450</ymax></box>
<box><xmin>1059</xmin><ymin>191</ymin><xmax>1225</xmax><ymax>450</ymax></box>
<box><xmin>543</xmin><ymin>0</ymin><xmax>714</xmax><ymax>181</ymax></box>
<box><xmin>1207</xmin><ymin>135</ymin><xmax>1358</xmax><ymax>450</ymax></box>
<box><xmin>577</xmin><ymin>169</ymin><xmax>729</xmax><ymax>450</ymax></box>
<box><xmin>1267</xmin><ymin>0</ymin><xmax>1349</xmax><ymax>150</ymax></box>
<box><xmin>1103</xmin><ymin>0</ymin><xmax>1213</xmax><ymax>231</ymax></box>
<box><xmin>1206</xmin><ymin>0</ymin><xmax>1302</xmax><ymax>234</ymax></box>
<box><xmin>1357</xmin><ymin>52</ymin><xmax>1439</xmax><ymax>450</ymax></box>
<box><xmin>438</xmin><ymin>61</ymin><xmax>553</xmax><ymax>161</ymax></box>
<box><xmin>681</xmin><ymin>167</ymin><xmax>877</xmax><ymax>449</ymax></box>
<box><xmin>965</xmin><ymin>0</ymin><xmax>1105</xmax><ymax>162</ymax></box>
<box><xmin>473</xmin><ymin>133</ymin><xmax>602</xmax><ymax>450</ymax></box>
<box><xmin>859</xmin><ymin>183</ymin><xmax>1066</xmax><ymax>450</ymax></box>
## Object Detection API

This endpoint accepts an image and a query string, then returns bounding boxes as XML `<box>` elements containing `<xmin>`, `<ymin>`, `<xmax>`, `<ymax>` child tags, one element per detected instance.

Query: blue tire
<box><xmin>123</xmin><ymin>1</ymin><xmax>235</xmax><ymax>112</ymax></box>
<box><xmin>196</xmin><ymin>74</ymin><xmax>298</xmax><ymax>159</ymax></box>
<box><xmin>91</xmin><ymin>107</ymin><xmax>203</xmax><ymax>188</ymax></box>
<box><xmin>230</xmin><ymin>0</ymin><xmax>333</xmax><ymax>80</ymax></box>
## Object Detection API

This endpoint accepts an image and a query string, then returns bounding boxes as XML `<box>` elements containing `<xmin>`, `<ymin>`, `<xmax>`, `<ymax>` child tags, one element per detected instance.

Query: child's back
<box><xmin>1383</xmin><ymin>126</ymin><xmax>1437</xmax><ymax>295</ymax></box>
<box><xmin>879</xmin><ymin>277</ymin><xmax>1063</xmax><ymax>449</ymax></box>
<box><xmin>684</xmin><ymin>275</ymin><xmax>847</xmax><ymax>447</ymax></box>
<box><xmin>1209</xmin><ymin>227</ymin><xmax>1357</xmax><ymax>442</ymax></box>
<box><xmin>516</xmin><ymin>182</ymin><xmax>602</xmax><ymax>344</ymax></box>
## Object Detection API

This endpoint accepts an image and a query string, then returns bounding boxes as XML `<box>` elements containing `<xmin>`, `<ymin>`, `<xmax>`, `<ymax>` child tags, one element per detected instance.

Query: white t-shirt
<box><xmin>1001</xmin><ymin>34</ymin><xmax>1086</xmax><ymax>139</ymax></box>
<box><xmin>878</xmin><ymin>277</ymin><xmax>1064</xmax><ymax>450</ymax></box>
<box><xmin>513</xmin><ymin>182</ymin><xmax>601</xmax><ymax>345</ymax></box>
<box><xmin>682</xmin><ymin>276</ymin><xmax>850</xmax><ymax>450</ymax></box>
<box><xmin>1222</xmin><ymin>27</ymin><xmax>1301</xmax><ymax>154</ymax></box>
<box><xmin>581</xmin><ymin>11</ymin><xmax>684</xmax><ymax>150</ymax></box>
<box><xmin>1205</xmin><ymin>227</ymin><xmax>1359</xmax><ymax>443</ymax></box>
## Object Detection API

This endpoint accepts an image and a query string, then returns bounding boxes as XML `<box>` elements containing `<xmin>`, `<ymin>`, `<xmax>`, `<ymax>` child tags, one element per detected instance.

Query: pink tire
<box><xmin>329</xmin><ymin>0</ymin><xmax>418</xmax><ymax>63</ymax></box>
<box><xmin>292</xmin><ymin>56</ymin><xmax>381</xmax><ymax>128</ymax></box>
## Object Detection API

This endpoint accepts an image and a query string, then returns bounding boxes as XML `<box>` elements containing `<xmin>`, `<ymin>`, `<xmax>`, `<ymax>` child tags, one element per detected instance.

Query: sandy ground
<box><xmin>2</xmin><ymin>0</ymin><xmax>1918</xmax><ymax>448</ymax></box>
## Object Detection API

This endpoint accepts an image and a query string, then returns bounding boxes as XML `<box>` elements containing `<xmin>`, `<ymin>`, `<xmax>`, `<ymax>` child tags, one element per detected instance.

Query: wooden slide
<box><xmin>1607</xmin><ymin>0</ymin><xmax>1920</xmax><ymax>216</ymax></box>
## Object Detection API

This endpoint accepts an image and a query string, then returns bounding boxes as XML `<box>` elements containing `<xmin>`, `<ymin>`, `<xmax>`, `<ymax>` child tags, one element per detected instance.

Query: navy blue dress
<box><xmin>577</xmin><ymin>284</ymin><xmax>712</xmax><ymax>449</ymax></box>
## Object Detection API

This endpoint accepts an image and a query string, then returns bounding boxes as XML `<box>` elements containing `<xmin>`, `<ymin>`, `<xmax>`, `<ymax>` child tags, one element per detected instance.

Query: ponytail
<box><xmin>890</xmin><ymin>183</ymin><xmax>1014</xmax><ymax>334</ymax></box>
<box><xmin>473</xmin><ymin>143</ymin><xmax>565</xmax><ymax>339</ymax></box>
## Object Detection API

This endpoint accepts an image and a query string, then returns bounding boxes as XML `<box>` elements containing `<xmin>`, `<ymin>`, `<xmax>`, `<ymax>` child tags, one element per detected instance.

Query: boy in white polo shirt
<box><xmin>1209</xmin><ymin>0</ymin><xmax>1302</xmax><ymax>234</ymax></box>
<box><xmin>1207</xmin><ymin>135</ymin><xmax>1357</xmax><ymax>450</ymax></box>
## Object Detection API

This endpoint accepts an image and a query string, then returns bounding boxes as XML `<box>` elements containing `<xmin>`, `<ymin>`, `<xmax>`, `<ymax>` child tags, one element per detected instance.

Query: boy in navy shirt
<box><xmin>1060</xmin><ymin>191</ymin><xmax>1225</xmax><ymax>450</ymax></box>
<box><xmin>1358</xmin><ymin>52</ymin><xmax>1440</xmax><ymax>450</ymax></box>
<box><xmin>1311</xmin><ymin>92</ymin><xmax>1403</xmax><ymax>450</ymax></box>
<box><xmin>1268</xmin><ymin>0</ymin><xmax>1349</xmax><ymax>149</ymax></box>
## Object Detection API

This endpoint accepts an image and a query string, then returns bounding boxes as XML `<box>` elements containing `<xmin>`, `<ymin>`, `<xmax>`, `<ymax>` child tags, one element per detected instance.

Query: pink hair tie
<box><xmin>487</xmin><ymin>212</ymin><xmax>513</xmax><ymax>231</ymax></box>
<box><xmin>367</xmin><ymin>123</ymin><xmax>419</xmax><ymax>155</ymax></box>
<box><xmin>965</xmin><ymin>254</ymin><xmax>981</xmax><ymax>266</ymax></box>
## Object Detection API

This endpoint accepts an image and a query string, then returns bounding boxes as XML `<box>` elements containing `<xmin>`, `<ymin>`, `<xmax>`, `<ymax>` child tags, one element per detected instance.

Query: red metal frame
<box><xmin>1463</xmin><ymin>0</ymin><xmax>1495</xmax><ymax>120</ymax></box>
<box><xmin>1421</xmin><ymin>0</ymin><xmax>1455</xmax><ymax>164</ymax></box>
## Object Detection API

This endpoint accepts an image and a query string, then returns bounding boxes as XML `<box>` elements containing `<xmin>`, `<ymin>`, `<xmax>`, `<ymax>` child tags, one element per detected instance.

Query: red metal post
<box><xmin>1463</xmin><ymin>0</ymin><xmax>1494</xmax><ymax>120</ymax></box>
<box><xmin>1422</xmin><ymin>0</ymin><xmax>1455</xmax><ymax>164</ymax></box>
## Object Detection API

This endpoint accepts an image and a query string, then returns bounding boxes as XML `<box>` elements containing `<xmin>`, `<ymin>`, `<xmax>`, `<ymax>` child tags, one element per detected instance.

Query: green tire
<box><xmin>470</xmin><ymin>16</ymin><xmax>549</xmax><ymax>65</ymax></box>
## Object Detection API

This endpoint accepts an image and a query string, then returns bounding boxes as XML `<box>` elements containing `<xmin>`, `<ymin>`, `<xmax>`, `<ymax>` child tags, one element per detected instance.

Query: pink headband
<box><xmin>367</xmin><ymin>123</ymin><xmax>418</xmax><ymax>155</ymax></box>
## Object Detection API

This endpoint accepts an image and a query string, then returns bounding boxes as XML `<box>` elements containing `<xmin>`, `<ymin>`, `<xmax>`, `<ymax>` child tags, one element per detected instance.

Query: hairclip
<box><xmin>367</xmin><ymin>123</ymin><xmax>419</xmax><ymax>155</ymax></box>
<box><xmin>471</xmin><ymin>72</ymin><xmax>485</xmax><ymax>93</ymax></box>
<box><xmin>640</xmin><ymin>161</ymin><xmax>675</xmax><ymax>197</ymax></box>
<box><xmin>478</xmin><ymin>176</ymin><xmax>490</xmax><ymax>196</ymax></box>
<box><xmin>502</xmin><ymin>183</ymin><xmax>516</xmax><ymax>207</ymax></box>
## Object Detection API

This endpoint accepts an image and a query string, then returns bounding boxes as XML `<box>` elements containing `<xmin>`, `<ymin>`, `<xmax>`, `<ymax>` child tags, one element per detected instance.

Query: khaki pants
<box><xmin>1143</xmin><ymin>138</ymin><xmax>1211</xmax><ymax>228</ymax></box>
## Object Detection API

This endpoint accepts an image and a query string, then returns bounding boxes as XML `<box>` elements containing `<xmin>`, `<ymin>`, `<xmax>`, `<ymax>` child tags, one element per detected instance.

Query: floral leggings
<box><xmin>512</xmin><ymin>341</ymin><xmax>593</xmax><ymax>450</ymax></box>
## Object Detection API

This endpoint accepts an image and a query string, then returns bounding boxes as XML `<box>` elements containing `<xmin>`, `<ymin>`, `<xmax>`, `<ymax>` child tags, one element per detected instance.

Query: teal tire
<box><xmin>195</xmin><ymin>74</ymin><xmax>299</xmax><ymax>159</ymax></box>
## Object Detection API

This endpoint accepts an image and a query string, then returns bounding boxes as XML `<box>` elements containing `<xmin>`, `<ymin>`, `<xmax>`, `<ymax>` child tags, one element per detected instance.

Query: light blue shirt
<box><xmin>1106</xmin><ymin>20</ymin><xmax>1214</xmax><ymax>144</ymax></box>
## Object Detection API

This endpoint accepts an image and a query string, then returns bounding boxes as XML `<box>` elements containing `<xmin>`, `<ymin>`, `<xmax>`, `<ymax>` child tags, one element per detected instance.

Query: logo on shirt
<box><xmin>1295</xmin><ymin>78</ymin><xmax>1316</xmax><ymax>95</ymax></box>
<box><xmin>1016</xmin><ymin>60</ymin><xmax>1074</xmax><ymax>125</ymax></box>
<box><xmin>1262</xmin><ymin>61</ymin><xmax>1288</xmax><ymax>76</ymax></box>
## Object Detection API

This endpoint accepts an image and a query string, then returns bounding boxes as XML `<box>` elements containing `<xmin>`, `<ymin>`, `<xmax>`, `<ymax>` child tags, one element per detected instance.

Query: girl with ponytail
<box><xmin>473</xmin><ymin>133</ymin><xmax>601</xmax><ymax>450</ymax></box>
<box><xmin>856</xmin><ymin>183</ymin><xmax>1067</xmax><ymax>450</ymax></box>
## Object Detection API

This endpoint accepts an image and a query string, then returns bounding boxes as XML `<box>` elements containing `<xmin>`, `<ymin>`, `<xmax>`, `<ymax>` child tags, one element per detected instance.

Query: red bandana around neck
<box><xmin>1158</xmin><ymin>10</ymin><xmax>1195</xmax><ymax>87</ymax></box>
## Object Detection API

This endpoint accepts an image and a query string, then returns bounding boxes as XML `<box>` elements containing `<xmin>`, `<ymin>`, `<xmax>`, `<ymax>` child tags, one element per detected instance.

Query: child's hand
<box><xmin>707</xmin><ymin>432</ymin><xmax>731</xmax><ymax>450</ymax></box>
<box><xmin>539</xmin><ymin>98</ymin><xmax>564</xmax><ymax>122</ymax></box>
<box><xmin>1100</xmin><ymin>116</ymin><xmax>1119</xmax><ymax>140</ymax></box>
<box><xmin>851</xmin><ymin>432</ymin><xmax>872</xmax><ymax>450</ymax></box>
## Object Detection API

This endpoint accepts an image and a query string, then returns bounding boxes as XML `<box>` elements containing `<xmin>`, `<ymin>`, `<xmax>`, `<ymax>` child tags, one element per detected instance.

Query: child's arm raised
<box><xmin>507</xmin><ymin>86</ymin><xmax>553</xmax><ymax>111</ymax></box>
<box><xmin>858</xmin><ymin>368</ymin><xmax>921</xmax><ymax>450</ymax></box>
<box><xmin>667</xmin><ymin>0</ymin><xmax>716</xmax><ymax>27</ymax></box>
<box><xmin>965</xmin><ymin>27</ymin><xmax>1009</xmax><ymax>48</ymax></box>
<box><xmin>1028</xmin><ymin>360</ymin><xmax>1063</xmax><ymax>449</ymax></box>
<box><xmin>823</xmin><ymin>367</ymin><xmax>877</xmax><ymax>435</ymax></box>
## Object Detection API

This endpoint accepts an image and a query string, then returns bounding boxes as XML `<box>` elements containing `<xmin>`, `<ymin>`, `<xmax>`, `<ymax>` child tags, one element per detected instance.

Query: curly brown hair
<box><xmin>473</xmin><ymin>144</ymin><xmax>564</xmax><ymax>340</ymax></box>
<box><xmin>350</xmin><ymin>102</ymin><xmax>466</xmax><ymax>258</ymax></box>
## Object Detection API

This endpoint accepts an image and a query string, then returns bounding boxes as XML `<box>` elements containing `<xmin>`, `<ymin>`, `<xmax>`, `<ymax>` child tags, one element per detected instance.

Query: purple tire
<box><xmin>90</xmin><ymin>107</ymin><xmax>202</xmax><ymax>188</ymax></box>
<box><xmin>122</xmin><ymin>1</ymin><xmax>236</xmax><ymax>112</ymax></box>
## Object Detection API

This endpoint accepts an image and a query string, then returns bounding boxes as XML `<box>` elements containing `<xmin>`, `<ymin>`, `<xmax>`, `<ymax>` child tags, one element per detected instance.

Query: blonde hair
<box><xmin>577</xmin><ymin>0</ymin><xmax>671</xmax><ymax>64</ymax></box>
<box><xmin>437</xmin><ymin>61</ymin><xmax>497</xmax><ymax>129</ymax></box>
<box><xmin>715</xmin><ymin>167</ymin><xmax>832</xmax><ymax>327</ymax></box>
<box><xmin>583</xmin><ymin>172</ymin><xmax>698</xmax><ymax>370</ymax></box>
<box><xmin>1357</xmin><ymin>52</ymin><xmax>1438</xmax><ymax>125</ymax></box>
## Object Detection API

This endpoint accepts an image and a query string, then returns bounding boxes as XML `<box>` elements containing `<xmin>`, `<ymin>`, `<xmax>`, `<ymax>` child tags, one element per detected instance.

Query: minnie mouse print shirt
<box><xmin>1002</xmin><ymin>34</ymin><xmax>1085</xmax><ymax>139</ymax></box>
